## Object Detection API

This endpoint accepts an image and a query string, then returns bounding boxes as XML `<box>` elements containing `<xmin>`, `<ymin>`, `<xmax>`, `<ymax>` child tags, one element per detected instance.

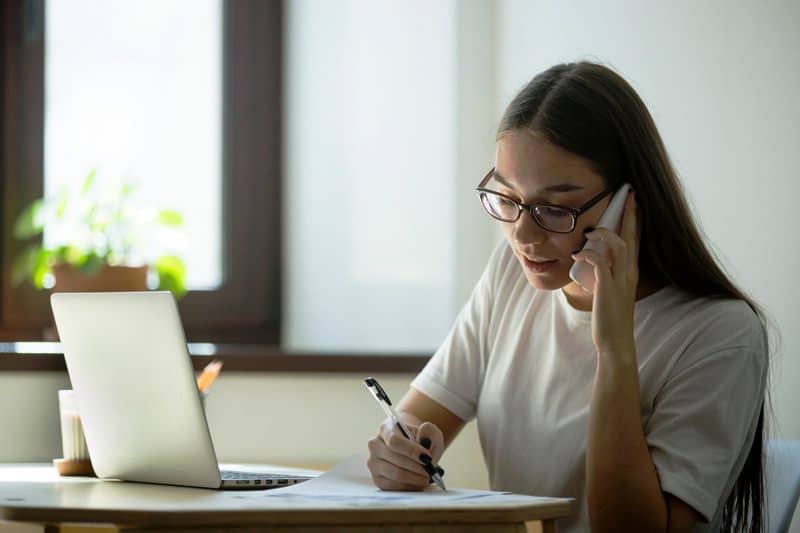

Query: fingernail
<box><xmin>419</xmin><ymin>437</ymin><xmax>432</xmax><ymax>449</ymax></box>
<box><xmin>420</xmin><ymin>454</ymin><xmax>432</xmax><ymax>464</ymax></box>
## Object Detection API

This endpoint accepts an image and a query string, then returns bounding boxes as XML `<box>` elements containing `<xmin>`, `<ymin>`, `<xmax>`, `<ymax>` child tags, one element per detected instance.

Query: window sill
<box><xmin>0</xmin><ymin>342</ymin><xmax>430</xmax><ymax>373</ymax></box>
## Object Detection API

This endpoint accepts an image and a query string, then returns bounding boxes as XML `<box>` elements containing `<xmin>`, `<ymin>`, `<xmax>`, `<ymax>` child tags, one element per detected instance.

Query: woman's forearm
<box><xmin>586</xmin><ymin>349</ymin><xmax>667</xmax><ymax>532</ymax></box>
<box><xmin>396</xmin><ymin>410</ymin><xmax>423</xmax><ymax>427</ymax></box>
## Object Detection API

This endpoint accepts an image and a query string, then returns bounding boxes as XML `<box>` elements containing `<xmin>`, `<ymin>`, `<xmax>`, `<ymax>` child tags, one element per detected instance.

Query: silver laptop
<box><xmin>51</xmin><ymin>291</ymin><xmax>313</xmax><ymax>490</ymax></box>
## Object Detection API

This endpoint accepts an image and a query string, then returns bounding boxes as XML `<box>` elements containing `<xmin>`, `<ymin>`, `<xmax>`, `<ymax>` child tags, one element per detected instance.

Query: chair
<box><xmin>766</xmin><ymin>440</ymin><xmax>800</xmax><ymax>533</ymax></box>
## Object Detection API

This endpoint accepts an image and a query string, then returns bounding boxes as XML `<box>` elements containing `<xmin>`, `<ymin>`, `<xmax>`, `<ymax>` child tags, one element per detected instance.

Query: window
<box><xmin>2</xmin><ymin>0</ymin><xmax>498</xmax><ymax>360</ymax></box>
<box><xmin>282</xmin><ymin>0</ymin><xmax>462</xmax><ymax>352</ymax></box>
<box><xmin>45</xmin><ymin>0</ymin><xmax>223</xmax><ymax>290</ymax></box>
<box><xmin>0</xmin><ymin>0</ymin><xmax>282</xmax><ymax>343</ymax></box>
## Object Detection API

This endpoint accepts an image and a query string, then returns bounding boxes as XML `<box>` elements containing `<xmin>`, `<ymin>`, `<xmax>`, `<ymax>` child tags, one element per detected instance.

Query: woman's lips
<box><xmin>521</xmin><ymin>256</ymin><xmax>557</xmax><ymax>273</ymax></box>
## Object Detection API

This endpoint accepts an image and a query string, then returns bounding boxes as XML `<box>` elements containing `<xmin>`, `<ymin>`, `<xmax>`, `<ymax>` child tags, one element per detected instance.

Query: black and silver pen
<box><xmin>364</xmin><ymin>376</ymin><xmax>446</xmax><ymax>490</ymax></box>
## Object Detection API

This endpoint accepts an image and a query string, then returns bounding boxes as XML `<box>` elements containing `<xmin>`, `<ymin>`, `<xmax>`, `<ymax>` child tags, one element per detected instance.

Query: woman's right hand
<box><xmin>366</xmin><ymin>418</ymin><xmax>445</xmax><ymax>491</ymax></box>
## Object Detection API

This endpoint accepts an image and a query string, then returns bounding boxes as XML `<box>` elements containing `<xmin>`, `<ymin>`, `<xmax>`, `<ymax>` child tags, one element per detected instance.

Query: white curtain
<box><xmin>283</xmin><ymin>0</ymin><xmax>496</xmax><ymax>352</ymax></box>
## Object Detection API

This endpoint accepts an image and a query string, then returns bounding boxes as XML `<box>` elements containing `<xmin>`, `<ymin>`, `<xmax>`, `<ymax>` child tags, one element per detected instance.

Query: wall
<box><xmin>0</xmin><ymin>373</ymin><xmax>70</xmax><ymax>462</ymax></box>
<box><xmin>0</xmin><ymin>372</ymin><xmax>489</xmax><ymax>490</ymax></box>
<box><xmin>495</xmin><ymin>0</ymin><xmax>800</xmax><ymax>443</ymax></box>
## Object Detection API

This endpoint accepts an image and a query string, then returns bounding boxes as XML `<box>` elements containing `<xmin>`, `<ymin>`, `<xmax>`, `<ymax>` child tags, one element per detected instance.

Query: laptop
<box><xmin>50</xmin><ymin>291</ymin><xmax>313</xmax><ymax>490</ymax></box>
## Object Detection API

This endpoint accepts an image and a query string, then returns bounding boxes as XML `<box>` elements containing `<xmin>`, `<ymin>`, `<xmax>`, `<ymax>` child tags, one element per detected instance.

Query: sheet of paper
<box><xmin>228</xmin><ymin>453</ymin><xmax>561</xmax><ymax>508</ymax></box>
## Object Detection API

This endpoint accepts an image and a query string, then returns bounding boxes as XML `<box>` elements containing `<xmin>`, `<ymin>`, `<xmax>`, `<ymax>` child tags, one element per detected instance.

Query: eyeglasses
<box><xmin>475</xmin><ymin>167</ymin><xmax>613</xmax><ymax>234</ymax></box>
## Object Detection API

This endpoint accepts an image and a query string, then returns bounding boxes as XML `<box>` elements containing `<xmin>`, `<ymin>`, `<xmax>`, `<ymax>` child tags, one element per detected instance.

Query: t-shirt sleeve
<box><xmin>409</xmin><ymin>241</ymin><xmax>507</xmax><ymax>422</ymax></box>
<box><xmin>645</xmin><ymin>303</ymin><xmax>767</xmax><ymax>522</ymax></box>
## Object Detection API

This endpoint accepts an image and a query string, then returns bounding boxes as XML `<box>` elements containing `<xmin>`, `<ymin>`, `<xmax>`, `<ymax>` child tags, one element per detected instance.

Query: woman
<box><xmin>366</xmin><ymin>62</ymin><xmax>768</xmax><ymax>533</ymax></box>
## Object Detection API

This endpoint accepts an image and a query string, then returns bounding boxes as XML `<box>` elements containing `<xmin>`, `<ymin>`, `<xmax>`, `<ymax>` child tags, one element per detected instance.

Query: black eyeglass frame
<box><xmin>475</xmin><ymin>167</ymin><xmax>614</xmax><ymax>234</ymax></box>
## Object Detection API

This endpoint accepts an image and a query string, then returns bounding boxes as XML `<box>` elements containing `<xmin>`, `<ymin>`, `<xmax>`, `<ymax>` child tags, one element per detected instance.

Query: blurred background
<box><xmin>1</xmin><ymin>0</ymin><xmax>798</xmax><ymax>525</ymax></box>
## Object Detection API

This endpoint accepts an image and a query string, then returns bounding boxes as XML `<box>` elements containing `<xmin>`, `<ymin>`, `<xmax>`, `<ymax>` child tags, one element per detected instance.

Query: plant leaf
<box><xmin>120</xmin><ymin>181</ymin><xmax>136</xmax><ymax>198</ymax></box>
<box><xmin>157</xmin><ymin>209</ymin><xmax>183</xmax><ymax>226</ymax></box>
<box><xmin>53</xmin><ymin>246</ymin><xmax>71</xmax><ymax>264</ymax></box>
<box><xmin>13</xmin><ymin>199</ymin><xmax>45</xmax><ymax>240</ymax></box>
<box><xmin>32</xmin><ymin>249</ymin><xmax>52</xmax><ymax>289</ymax></box>
<box><xmin>154</xmin><ymin>255</ymin><xmax>187</xmax><ymax>298</ymax></box>
<box><xmin>11</xmin><ymin>244</ymin><xmax>42</xmax><ymax>286</ymax></box>
<box><xmin>77</xmin><ymin>253</ymin><xmax>105</xmax><ymax>275</ymax></box>
<box><xmin>65</xmin><ymin>245</ymin><xmax>87</xmax><ymax>265</ymax></box>
<box><xmin>55</xmin><ymin>187</ymin><xmax>70</xmax><ymax>219</ymax></box>
<box><xmin>80</xmin><ymin>169</ymin><xmax>97</xmax><ymax>195</ymax></box>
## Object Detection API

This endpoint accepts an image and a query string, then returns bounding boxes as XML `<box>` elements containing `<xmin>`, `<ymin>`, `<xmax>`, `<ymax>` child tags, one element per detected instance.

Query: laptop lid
<box><xmin>51</xmin><ymin>291</ymin><xmax>223</xmax><ymax>489</ymax></box>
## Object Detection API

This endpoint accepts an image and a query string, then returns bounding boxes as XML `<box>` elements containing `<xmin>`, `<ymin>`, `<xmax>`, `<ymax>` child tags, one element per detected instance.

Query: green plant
<box><xmin>12</xmin><ymin>170</ymin><xmax>187</xmax><ymax>297</ymax></box>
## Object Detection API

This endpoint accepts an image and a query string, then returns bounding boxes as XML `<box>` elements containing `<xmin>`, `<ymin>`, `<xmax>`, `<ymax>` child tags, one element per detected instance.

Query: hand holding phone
<box><xmin>568</xmin><ymin>183</ymin><xmax>632</xmax><ymax>294</ymax></box>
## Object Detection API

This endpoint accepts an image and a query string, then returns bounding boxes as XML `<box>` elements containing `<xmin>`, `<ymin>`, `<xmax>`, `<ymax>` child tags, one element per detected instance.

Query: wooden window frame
<box><xmin>0</xmin><ymin>0</ymin><xmax>282</xmax><ymax>344</ymax></box>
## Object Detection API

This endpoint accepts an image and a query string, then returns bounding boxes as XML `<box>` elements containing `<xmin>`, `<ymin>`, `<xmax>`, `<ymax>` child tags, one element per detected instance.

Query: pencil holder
<box><xmin>54</xmin><ymin>389</ymin><xmax>95</xmax><ymax>477</ymax></box>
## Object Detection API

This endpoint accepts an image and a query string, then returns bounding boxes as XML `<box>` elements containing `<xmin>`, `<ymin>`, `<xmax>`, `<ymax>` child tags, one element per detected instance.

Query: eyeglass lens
<box><xmin>480</xmin><ymin>192</ymin><xmax>574</xmax><ymax>232</ymax></box>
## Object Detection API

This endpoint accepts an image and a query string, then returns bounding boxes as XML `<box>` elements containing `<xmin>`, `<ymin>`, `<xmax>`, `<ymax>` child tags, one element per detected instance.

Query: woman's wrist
<box><xmin>596</xmin><ymin>345</ymin><xmax>638</xmax><ymax>380</ymax></box>
<box><xmin>596</xmin><ymin>337</ymin><xmax>636</xmax><ymax>363</ymax></box>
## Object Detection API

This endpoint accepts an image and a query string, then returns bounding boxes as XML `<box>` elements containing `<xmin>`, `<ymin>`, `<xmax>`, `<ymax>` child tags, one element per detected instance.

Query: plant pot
<box><xmin>52</xmin><ymin>264</ymin><xmax>149</xmax><ymax>293</ymax></box>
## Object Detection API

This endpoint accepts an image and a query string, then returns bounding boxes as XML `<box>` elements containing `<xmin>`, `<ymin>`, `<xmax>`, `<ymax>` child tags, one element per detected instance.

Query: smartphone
<box><xmin>568</xmin><ymin>183</ymin><xmax>632</xmax><ymax>294</ymax></box>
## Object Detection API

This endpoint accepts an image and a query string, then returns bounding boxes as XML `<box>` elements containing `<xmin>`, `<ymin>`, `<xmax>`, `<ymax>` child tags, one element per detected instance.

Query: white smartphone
<box><xmin>568</xmin><ymin>183</ymin><xmax>632</xmax><ymax>294</ymax></box>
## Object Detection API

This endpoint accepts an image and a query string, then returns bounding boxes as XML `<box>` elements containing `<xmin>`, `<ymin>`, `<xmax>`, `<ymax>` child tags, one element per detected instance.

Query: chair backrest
<box><xmin>766</xmin><ymin>440</ymin><xmax>800</xmax><ymax>533</ymax></box>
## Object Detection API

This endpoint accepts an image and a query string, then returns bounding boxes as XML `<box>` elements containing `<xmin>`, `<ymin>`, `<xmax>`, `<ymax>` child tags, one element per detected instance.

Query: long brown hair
<box><xmin>498</xmin><ymin>61</ymin><xmax>768</xmax><ymax>532</ymax></box>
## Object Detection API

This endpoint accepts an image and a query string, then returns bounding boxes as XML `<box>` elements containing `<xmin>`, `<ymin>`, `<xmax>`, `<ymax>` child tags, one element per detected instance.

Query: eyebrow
<box><xmin>492</xmin><ymin>170</ymin><xmax>585</xmax><ymax>194</ymax></box>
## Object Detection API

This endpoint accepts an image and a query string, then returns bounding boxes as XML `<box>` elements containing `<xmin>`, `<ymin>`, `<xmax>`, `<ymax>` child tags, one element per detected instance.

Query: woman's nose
<box><xmin>512</xmin><ymin>211</ymin><xmax>546</xmax><ymax>246</ymax></box>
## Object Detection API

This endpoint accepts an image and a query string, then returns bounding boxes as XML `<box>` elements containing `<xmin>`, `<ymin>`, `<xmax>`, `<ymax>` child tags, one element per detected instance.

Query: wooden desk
<box><xmin>0</xmin><ymin>464</ymin><xmax>572</xmax><ymax>533</ymax></box>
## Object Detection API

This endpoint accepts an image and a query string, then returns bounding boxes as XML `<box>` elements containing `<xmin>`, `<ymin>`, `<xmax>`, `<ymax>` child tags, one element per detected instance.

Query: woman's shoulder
<box><xmin>668</xmin><ymin>286</ymin><xmax>758</xmax><ymax>324</ymax></box>
<box><xmin>643</xmin><ymin>285</ymin><xmax>766</xmax><ymax>355</ymax></box>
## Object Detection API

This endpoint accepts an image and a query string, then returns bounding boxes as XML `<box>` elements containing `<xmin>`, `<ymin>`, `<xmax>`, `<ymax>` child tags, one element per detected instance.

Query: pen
<box><xmin>197</xmin><ymin>359</ymin><xmax>223</xmax><ymax>393</ymax></box>
<box><xmin>364</xmin><ymin>376</ymin><xmax>446</xmax><ymax>490</ymax></box>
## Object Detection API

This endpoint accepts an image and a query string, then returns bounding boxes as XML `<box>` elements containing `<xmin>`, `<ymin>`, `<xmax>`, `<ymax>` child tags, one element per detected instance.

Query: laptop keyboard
<box><xmin>221</xmin><ymin>470</ymin><xmax>287</xmax><ymax>481</ymax></box>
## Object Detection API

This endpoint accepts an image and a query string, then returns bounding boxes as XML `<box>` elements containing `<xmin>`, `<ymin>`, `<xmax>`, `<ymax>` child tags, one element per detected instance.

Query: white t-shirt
<box><xmin>411</xmin><ymin>241</ymin><xmax>767</xmax><ymax>533</ymax></box>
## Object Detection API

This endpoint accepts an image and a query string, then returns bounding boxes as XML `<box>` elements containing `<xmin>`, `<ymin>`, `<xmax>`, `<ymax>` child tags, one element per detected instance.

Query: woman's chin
<box><xmin>523</xmin><ymin>270</ymin><xmax>571</xmax><ymax>291</ymax></box>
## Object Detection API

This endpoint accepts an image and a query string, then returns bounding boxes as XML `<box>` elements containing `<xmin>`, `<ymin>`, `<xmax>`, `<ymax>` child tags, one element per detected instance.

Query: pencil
<box><xmin>197</xmin><ymin>359</ymin><xmax>223</xmax><ymax>392</ymax></box>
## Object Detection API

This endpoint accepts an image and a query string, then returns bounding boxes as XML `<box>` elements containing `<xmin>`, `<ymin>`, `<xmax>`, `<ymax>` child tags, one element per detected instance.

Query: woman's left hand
<box><xmin>571</xmin><ymin>192</ymin><xmax>639</xmax><ymax>361</ymax></box>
